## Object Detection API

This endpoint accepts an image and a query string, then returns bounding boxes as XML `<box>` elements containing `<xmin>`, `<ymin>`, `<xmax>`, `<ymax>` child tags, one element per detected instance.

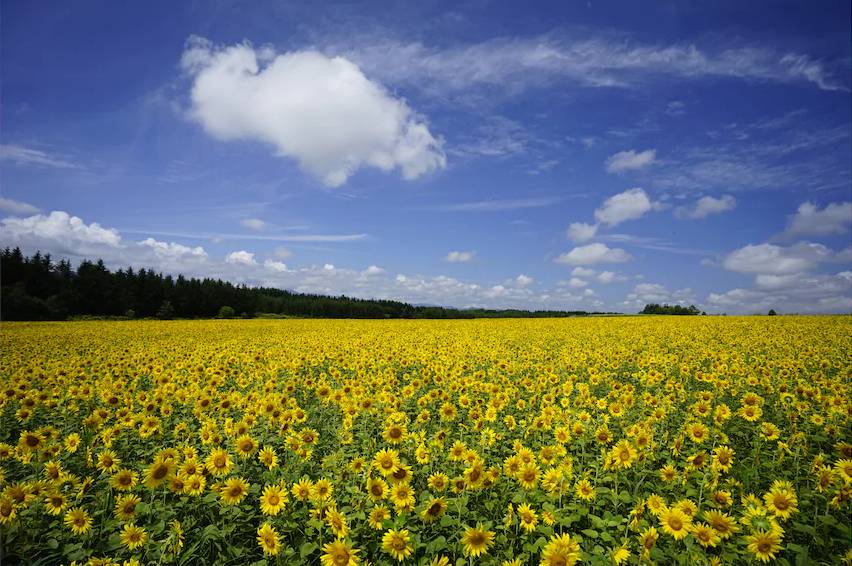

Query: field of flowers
<box><xmin>1</xmin><ymin>317</ymin><xmax>850</xmax><ymax>565</ymax></box>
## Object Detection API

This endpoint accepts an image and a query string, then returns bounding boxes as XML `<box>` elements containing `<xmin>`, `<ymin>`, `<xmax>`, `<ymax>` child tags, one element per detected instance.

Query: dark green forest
<box><xmin>1</xmin><ymin>249</ymin><xmax>615</xmax><ymax>320</ymax></box>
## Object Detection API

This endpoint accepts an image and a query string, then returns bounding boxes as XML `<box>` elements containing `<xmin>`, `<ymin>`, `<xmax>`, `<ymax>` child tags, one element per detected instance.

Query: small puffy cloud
<box><xmin>722</xmin><ymin>242</ymin><xmax>832</xmax><ymax>275</ymax></box>
<box><xmin>225</xmin><ymin>250</ymin><xmax>256</xmax><ymax>265</ymax></box>
<box><xmin>139</xmin><ymin>238</ymin><xmax>207</xmax><ymax>261</ymax></box>
<box><xmin>675</xmin><ymin>195</ymin><xmax>736</xmax><ymax>219</ymax></box>
<box><xmin>323</xmin><ymin>263</ymin><xmax>335</xmax><ymax>271</ymax></box>
<box><xmin>515</xmin><ymin>274</ymin><xmax>534</xmax><ymax>286</ymax></box>
<box><xmin>364</xmin><ymin>265</ymin><xmax>385</xmax><ymax>275</ymax></box>
<box><xmin>241</xmin><ymin>218</ymin><xmax>268</xmax><ymax>231</ymax></box>
<box><xmin>782</xmin><ymin>201</ymin><xmax>852</xmax><ymax>238</ymax></box>
<box><xmin>567</xmin><ymin>222</ymin><xmax>598</xmax><ymax>243</ymax></box>
<box><xmin>571</xmin><ymin>267</ymin><xmax>596</xmax><ymax>277</ymax></box>
<box><xmin>605</xmin><ymin>149</ymin><xmax>656</xmax><ymax>173</ymax></box>
<box><xmin>567</xmin><ymin>277</ymin><xmax>588</xmax><ymax>288</ymax></box>
<box><xmin>264</xmin><ymin>259</ymin><xmax>288</xmax><ymax>272</ymax></box>
<box><xmin>555</xmin><ymin>243</ymin><xmax>632</xmax><ymax>266</ymax></box>
<box><xmin>665</xmin><ymin>100</ymin><xmax>686</xmax><ymax>116</ymax></box>
<box><xmin>594</xmin><ymin>188</ymin><xmax>653</xmax><ymax>226</ymax></box>
<box><xmin>0</xmin><ymin>197</ymin><xmax>39</xmax><ymax>216</ymax></box>
<box><xmin>273</xmin><ymin>246</ymin><xmax>292</xmax><ymax>259</ymax></box>
<box><xmin>445</xmin><ymin>250</ymin><xmax>475</xmax><ymax>263</ymax></box>
<box><xmin>597</xmin><ymin>270</ymin><xmax>626</xmax><ymax>284</ymax></box>
<box><xmin>181</xmin><ymin>36</ymin><xmax>445</xmax><ymax>187</ymax></box>
<box><xmin>623</xmin><ymin>283</ymin><xmax>697</xmax><ymax>309</ymax></box>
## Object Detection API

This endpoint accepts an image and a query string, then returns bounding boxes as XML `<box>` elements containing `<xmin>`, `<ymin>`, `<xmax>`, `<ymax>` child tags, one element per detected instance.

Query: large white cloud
<box><xmin>594</xmin><ymin>188</ymin><xmax>653</xmax><ymax>226</ymax></box>
<box><xmin>555</xmin><ymin>243</ymin><xmax>632</xmax><ymax>265</ymax></box>
<box><xmin>0</xmin><ymin>197</ymin><xmax>39</xmax><ymax>216</ymax></box>
<box><xmin>566</xmin><ymin>222</ymin><xmax>598</xmax><ymax>243</ymax></box>
<box><xmin>708</xmin><ymin>272</ymin><xmax>852</xmax><ymax>314</ymax></box>
<box><xmin>181</xmin><ymin>36</ymin><xmax>445</xmax><ymax>187</ymax></box>
<box><xmin>722</xmin><ymin>242</ymin><xmax>834</xmax><ymax>275</ymax></box>
<box><xmin>1</xmin><ymin>211</ymin><xmax>122</xmax><ymax>256</ymax></box>
<box><xmin>605</xmin><ymin>149</ymin><xmax>657</xmax><ymax>173</ymax></box>
<box><xmin>782</xmin><ymin>201</ymin><xmax>852</xmax><ymax>238</ymax></box>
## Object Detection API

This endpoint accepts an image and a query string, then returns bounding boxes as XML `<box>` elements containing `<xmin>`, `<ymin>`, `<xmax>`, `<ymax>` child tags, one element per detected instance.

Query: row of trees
<box><xmin>1</xmin><ymin>248</ymin><xmax>610</xmax><ymax>320</ymax></box>
<box><xmin>639</xmin><ymin>303</ymin><xmax>703</xmax><ymax>315</ymax></box>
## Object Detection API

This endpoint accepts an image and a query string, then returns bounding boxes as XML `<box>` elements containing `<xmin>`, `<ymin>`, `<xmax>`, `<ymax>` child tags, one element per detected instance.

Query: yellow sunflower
<box><xmin>461</xmin><ymin>523</ymin><xmax>495</xmax><ymax>557</ymax></box>
<box><xmin>381</xmin><ymin>528</ymin><xmax>413</xmax><ymax>561</ymax></box>
<box><xmin>321</xmin><ymin>540</ymin><xmax>359</xmax><ymax>566</ymax></box>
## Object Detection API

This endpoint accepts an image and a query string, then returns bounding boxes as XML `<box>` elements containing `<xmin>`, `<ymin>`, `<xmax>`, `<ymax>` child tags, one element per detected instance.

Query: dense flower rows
<box><xmin>0</xmin><ymin>317</ymin><xmax>850</xmax><ymax>565</ymax></box>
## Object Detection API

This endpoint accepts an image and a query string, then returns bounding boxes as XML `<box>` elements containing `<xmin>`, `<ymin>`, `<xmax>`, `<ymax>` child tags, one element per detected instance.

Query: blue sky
<box><xmin>1</xmin><ymin>0</ymin><xmax>851</xmax><ymax>313</ymax></box>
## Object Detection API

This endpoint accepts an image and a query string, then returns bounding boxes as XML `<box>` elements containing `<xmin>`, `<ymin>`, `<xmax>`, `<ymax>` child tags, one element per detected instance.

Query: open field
<box><xmin>1</xmin><ymin>317</ymin><xmax>851</xmax><ymax>565</ymax></box>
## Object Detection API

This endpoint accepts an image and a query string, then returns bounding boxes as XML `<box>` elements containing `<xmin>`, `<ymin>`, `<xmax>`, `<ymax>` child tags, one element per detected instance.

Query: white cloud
<box><xmin>605</xmin><ymin>149</ymin><xmax>657</xmax><ymax>173</ymax></box>
<box><xmin>0</xmin><ymin>211</ymin><xmax>121</xmax><ymax>256</ymax></box>
<box><xmin>364</xmin><ymin>265</ymin><xmax>385</xmax><ymax>275</ymax></box>
<box><xmin>344</xmin><ymin>36</ymin><xmax>848</xmax><ymax>95</ymax></box>
<box><xmin>597</xmin><ymin>271</ymin><xmax>626</xmax><ymax>284</ymax></box>
<box><xmin>139</xmin><ymin>238</ymin><xmax>207</xmax><ymax>261</ymax></box>
<box><xmin>782</xmin><ymin>201</ymin><xmax>852</xmax><ymax>238</ymax></box>
<box><xmin>273</xmin><ymin>246</ymin><xmax>292</xmax><ymax>259</ymax></box>
<box><xmin>594</xmin><ymin>188</ymin><xmax>653</xmax><ymax>226</ymax></box>
<box><xmin>623</xmin><ymin>283</ymin><xmax>697</xmax><ymax>309</ymax></box>
<box><xmin>571</xmin><ymin>267</ymin><xmax>596</xmax><ymax>277</ymax></box>
<box><xmin>567</xmin><ymin>222</ymin><xmax>598</xmax><ymax>243</ymax></box>
<box><xmin>445</xmin><ymin>250</ymin><xmax>475</xmax><ymax>263</ymax></box>
<box><xmin>0</xmin><ymin>144</ymin><xmax>77</xmax><ymax>169</ymax></box>
<box><xmin>323</xmin><ymin>263</ymin><xmax>335</xmax><ymax>271</ymax></box>
<box><xmin>264</xmin><ymin>260</ymin><xmax>288</xmax><ymax>272</ymax></box>
<box><xmin>241</xmin><ymin>218</ymin><xmax>268</xmax><ymax>231</ymax></box>
<box><xmin>225</xmin><ymin>250</ymin><xmax>257</xmax><ymax>265</ymax></box>
<box><xmin>181</xmin><ymin>36</ymin><xmax>445</xmax><ymax>187</ymax></box>
<box><xmin>567</xmin><ymin>277</ymin><xmax>588</xmax><ymax>288</ymax></box>
<box><xmin>439</xmin><ymin>196</ymin><xmax>562</xmax><ymax>212</ymax></box>
<box><xmin>674</xmin><ymin>195</ymin><xmax>737</xmax><ymax>219</ymax></box>
<box><xmin>708</xmin><ymin>271</ymin><xmax>852</xmax><ymax>314</ymax></box>
<box><xmin>0</xmin><ymin>197</ymin><xmax>39</xmax><ymax>216</ymax></box>
<box><xmin>515</xmin><ymin>274</ymin><xmax>534</xmax><ymax>286</ymax></box>
<box><xmin>555</xmin><ymin>243</ymin><xmax>632</xmax><ymax>265</ymax></box>
<box><xmin>722</xmin><ymin>242</ymin><xmax>833</xmax><ymax>275</ymax></box>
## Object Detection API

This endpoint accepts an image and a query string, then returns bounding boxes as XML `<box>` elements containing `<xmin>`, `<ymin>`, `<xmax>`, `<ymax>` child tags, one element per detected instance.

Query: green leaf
<box><xmin>582</xmin><ymin>529</ymin><xmax>599</xmax><ymax>539</ymax></box>
<box><xmin>300</xmin><ymin>542</ymin><xmax>317</xmax><ymax>559</ymax></box>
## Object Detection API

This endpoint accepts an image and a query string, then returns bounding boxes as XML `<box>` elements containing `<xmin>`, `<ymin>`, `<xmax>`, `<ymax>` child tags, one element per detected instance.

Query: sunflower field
<box><xmin>1</xmin><ymin>317</ymin><xmax>850</xmax><ymax>566</ymax></box>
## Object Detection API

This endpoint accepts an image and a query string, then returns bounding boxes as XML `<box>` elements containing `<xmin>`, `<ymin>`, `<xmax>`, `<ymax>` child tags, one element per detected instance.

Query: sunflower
<box><xmin>260</xmin><ymin>484</ymin><xmax>287</xmax><ymax>516</ymax></box>
<box><xmin>111</xmin><ymin>468</ymin><xmax>138</xmax><ymax>491</ymax></box>
<box><xmin>325</xmin><ymin>506</ymin><xmax>349</xmax><ymax>539</ymax></box>
<box><xmin>518</xmin><ymin>462</ymin><xmax>540</xmax><ymax>489</ymax></box>
<box><xmin>312</xmin><ymin>478</ymin><xmax>334</xmax><ymax>501</ymax></box>
<box><xmin>390</xmin><ymin>482</ymin><xmax>415</xmax><ymax>510</ymax></box>
<box><xmin>257</xmin><ymin>522</ymin><xmax>281</xmax><ymax>556</ymax></box>
<box><xmin>220</xmin><ymin>477</ymin><xmax>249</xmax><ymax>506</ymax></box>
<box><xmin>575</xmin><ymin>478</ymin><xmax>596</xmax><ymax>501</ymax></box>
<box><xmin>292</xmin><ymin>477</ymin><xmax>314</xmax><ymax>501</ymax></box>
<box><xmin>179</xmin><ymin>458</ymin><xmax>202</xmax><ymax>477</ymax></box>
<box><xmin>205</xmin><ymin>448</ymin><xmax>233</xmax><ymax>476</ymax></box>
<box><xmin>420</xmin><ymin>497</ymin><xmax>447</xmax><ymax>522</ymax></box>
<box><xmin>610</xmin><ymin>440</ymin><xmax>637</xmax><ymax>469</ymax></box>
<box><xmin>373</xmin><ymin>449</ymin><xmax>401</xmax><ymax>477</ymax></box>
<box><xmin>258</xmin><ymin>446</ymin><xmax>278</xmax><ymax>470</ymax></box>
<box><xmin>637</xmin><ymin>526</ymin><xmax>658</xmax><ymax>555</ymax></box>
<box><xmin>835</xmin><ymin>458</ymin><xmax>852</xmax><ymax>483</ymax></box>
<box><xmin>764</xmin><ymin>482</ymin><xmax>798</xmax><ymax>520</ymax></box>
<box><xmin>659</xmin><ymin>507</ymin><xmax>691</xmax><ymax>540</ymax></box>
<box><xmin>702</xmin><ymin>510</ymin><xmax>739</xmax><ymax>539</ymax></box>
<box><xmin>321</xmin><ymin>540</ymin><xmax>359</xmax><ymax>566</ymax></box>
<box><xmin>235</xmin><ymin>434</ymin><xmax>257</xmax><ymax>458</ymax></box>
<box><xmin>427</xmin><ymin>472</ymin><xmax>448</xmax><ymax>491</ymax></box>
<box><xmin>687</xmin><ymin>422</ymin><xmax>708</xmax><ymax>443</ymax></box>
<box><xmin>183</xmin><ymin>473</ymin><xmax>206</xmax><ymax>496</ymax></box>
<box><xmin>517</xmin><ymin>503</ymin><xmax>538</xmax><ymax>533</ymax></box>
<box><xmin>383</xmin><ymin>422</ymin><xmax>407</xmax><ymax>444</ymax></box>
<box><xmin>369</xmin><ymin>505</ymin><xmax>390</xmax><ymax>530</ymax></box>
<box><xmin>461</xmin><ymin>523</ymin><xmax>495</xmax><ymax>557</ymax></box>
<box><xmin>366</xmin><ymin>477</ymin><xmax>388</xmax><ymax>501</ymax></box>
<box><xmin>540</xmin><ymin>532</ymin><xmax>580</xmax><ymax>566</ymax></box>
<box><xmin>143</xmin><ymin>456</ymin><xmax>175</xmax><ymax>489</ymax></box>
<box><xmin>18</xmin><ymin>430</ymin><xmax>44</xmax><ymax>453</ymax></box>
<box><xmin>44</xmin><ymin>492</ymin><xmax>67</xmax><ymax>515</ymax></box>
<box><xmin>382</xmin><ymin>528</ymin><xmax>413</xmax><ymax>561</ymax></box>
<box><xmin>0</xmin><ymin>497</ymin><xmax>16</xmax><ymax>525</ymax></box>
<box><xmin>659</xmin><ymin>464</ymin><xmax>677</xmax><ymax>483</ymax></box>
<box><xmin>390</xmin><ymin>464</ymin><xmax>413</xmax><ymax>485</ymax></box>
<box><xmin>97</xmin><ymin>449</ymin><xmax>121</xmax><ymax>473</ymax></box>
<box><xmin>64</xmin><ymin>506</ymin><xmax>93</xmax><ymax>535</ymax></box>
<box><xmin>115</xmin><ymin>494</ymin><xmax>141</xmax><ymax>521</ymax></box>
<box><xmin>120</xmin><ymin>523</ymin><xmax>148</xmax><ymax>550</ymax></box>
<box><xmin>746</xmin><ymin>529</ymin><xmax>782</xmax><ymax>563</ymax></box>
<box><xmin>690</xmin><ymin>522</ymin><xmax>720</xmax><ymax>548</ymax></box>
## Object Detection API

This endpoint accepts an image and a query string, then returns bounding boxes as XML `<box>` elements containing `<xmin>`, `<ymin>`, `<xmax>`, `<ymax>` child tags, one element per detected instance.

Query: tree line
<box><xmin>0</xmin><ymin>248</ymin><xmax>613</xmax><ymax>320</ymax></box>
<box><xmin>639</xmin><ymin>303</ymin><xmax>703</xmax><ymax>315</ymax></box>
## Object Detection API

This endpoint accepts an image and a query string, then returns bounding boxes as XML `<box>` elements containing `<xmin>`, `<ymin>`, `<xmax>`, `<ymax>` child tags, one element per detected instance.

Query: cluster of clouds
<box><xmin>0</xmin><ymin>209</ymin><xmax>607</xmax><ymax>310</ymax></box>
<box><xmin>181</xmin><ymin>36</ymin><xmax>446</xmax><ymax>187</ymax></box>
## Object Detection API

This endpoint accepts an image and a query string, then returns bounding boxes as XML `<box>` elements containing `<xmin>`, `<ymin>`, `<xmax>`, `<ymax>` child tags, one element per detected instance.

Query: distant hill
<box><xmin>1</xmin><ymin>248</ymin><xmax>617</xmax><ymax>320</ymax></box>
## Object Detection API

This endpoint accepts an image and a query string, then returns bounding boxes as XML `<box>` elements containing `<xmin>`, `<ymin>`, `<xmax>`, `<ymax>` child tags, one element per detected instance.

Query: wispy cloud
<box><xmin>339</xmin><ymin>33</ymin><xmax>849</xmax><ymax>96</ymax></box>
<box><xmin>436</xmin><ymin>196</ymin><xmax>567</xmax><ymax>212</ymax></box>
<box><xmin>0</xmin><ymin>144</ymin><xmax>79</xmax><ymax>169</ymax></box>
<box><xmin>117</xmin><ymin>228</ymin><xmax>369</xmax><ymax>243</ymax></box>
